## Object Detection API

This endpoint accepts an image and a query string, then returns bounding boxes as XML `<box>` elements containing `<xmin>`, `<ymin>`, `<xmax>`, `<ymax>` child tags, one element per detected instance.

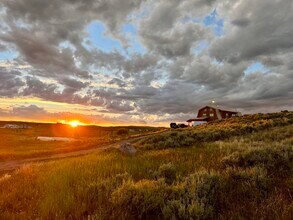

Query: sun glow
<box><xmin>69</xmin><ymin>120</ymin><xmax>80</xmax><ymax>127</ymax></box>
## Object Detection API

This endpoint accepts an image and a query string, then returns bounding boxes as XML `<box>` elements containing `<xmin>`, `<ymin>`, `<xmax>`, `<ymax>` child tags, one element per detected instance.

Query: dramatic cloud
<box><xmin>138</xmin><ymin>0</ymin><xmax>214</xmax><ymax>58</ymax></box>
<box><xmin>211</xmin><ymin>1</ymin><xmax>293</xmax><ymax>63</ymax></box>
<box><xmin>12</xmin><ymin>104</ymin><xmax>47</xmax><ymax>117</ymax></box>
<box><xmin>0</xmin><ymin>0</ymin><xmax>292</xmax><ymax>125</ymax></box>
<box><xmin>0</xmin><ymin>68</ymin><xmax>24</xmax><ymax>97</ymax></box>
<box><xmin>0</xmin><ymin>104</ymin><xmax>146</xmax><ymax>125</ymax></box>
<box><xmin>140</xmin><ymin>22</ymin><xmax>208</xmax><ymax>58</ymax></box>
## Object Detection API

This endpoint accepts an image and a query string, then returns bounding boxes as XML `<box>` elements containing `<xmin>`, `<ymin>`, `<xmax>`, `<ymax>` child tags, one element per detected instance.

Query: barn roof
<box><xmin>198</xmin><ymin>105</ymin><xmax>239</xmax><ymax>113</ymax></box>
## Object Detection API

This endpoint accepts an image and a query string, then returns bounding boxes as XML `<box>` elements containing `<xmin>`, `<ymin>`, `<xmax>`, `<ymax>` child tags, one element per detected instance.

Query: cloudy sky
<box><xmin>0</xmin><ymin>0</ymin><xmax>292</xmax><ymax>126</ymax></box>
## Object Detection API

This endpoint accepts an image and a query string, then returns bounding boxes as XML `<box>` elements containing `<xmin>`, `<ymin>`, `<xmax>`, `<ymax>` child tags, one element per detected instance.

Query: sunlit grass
<box><xmin>0</xmin><ymin>112</ymin><xmax>292</xmax><ymax>219</ymax></box>
<box><xmin>0</xmin><ymin>124</ymin><xmax>163</xmax><ymax>160</ymax></box>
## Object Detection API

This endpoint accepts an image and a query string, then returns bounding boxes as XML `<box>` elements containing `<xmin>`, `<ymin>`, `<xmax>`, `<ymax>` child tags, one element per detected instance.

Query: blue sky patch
<box><xmin>123</xmin><ymin>23</ymin><xmax>146</xmax><ymax>55</ymax></box>
<box><xmin>193</xmin><ymin>40</ymin><xmax>209</xmax><ymax>55</ymax></box>
<box><xmin>244</xmin><ymin>62</ymin><xmax>270</xmax><ymax>75</ymax></box>
<box><xmin>0</xmin><ymin>50</ymin><xmax>18</xmax><ymax>61</ymax></box>
<box><xmin>84</xmin><ymin>21</ymin><xmax>145</xmax><ymax>56</ymax></box>
<box><xmin>85</xmin><ymin>21</ymin><xmax>124</xmax><ymax>53</ymax></box>
<box><xmin>203</xmin><ymin>10</ymin><xmax>224</xmax><ymax>36</ymax></box>
<box><xmin>122</xmin><ymin>23</ymin><xmax>137</xmax><ymax>35</ymax></box>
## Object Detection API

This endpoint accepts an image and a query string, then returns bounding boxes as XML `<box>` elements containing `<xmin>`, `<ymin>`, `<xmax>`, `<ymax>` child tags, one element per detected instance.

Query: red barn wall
<box><xmin>197</xmin><ymin>106</ymin><xmax>218</xmax><ymax>121</ymax></box>
<box><xmin>220</xmin><ymin>110</ymin><xmax>237</xmax><ymax>119</ymax></box>
<box><xmin>196</xmin><ymin>106</ymin><xmax>238</xmax><ymax>122</ymax></box>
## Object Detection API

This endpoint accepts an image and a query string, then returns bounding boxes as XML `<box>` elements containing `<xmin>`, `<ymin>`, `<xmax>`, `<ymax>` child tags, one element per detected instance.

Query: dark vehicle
<box><xmin>170</xmin><ymin>123</ymin><xmax>178</xmax><ymax>129</ymax></box>
<box><xmin>170</xmin><ymin>123</ymin><xmax>188</xmax><ymax>129</ymax></box>
<box><xmin>178</xmin><ymin>124</ymin><xmax>188</xmax><ymax>128</ymax></box>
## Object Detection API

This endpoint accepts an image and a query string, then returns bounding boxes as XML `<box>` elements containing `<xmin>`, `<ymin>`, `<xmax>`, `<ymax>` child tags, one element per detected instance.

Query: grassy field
<box><xmin>0</xmin><ymin>112</ymin><xmax>293</xmax><ymax>219</ymax></box>
<box><xmin>0</xmin><ymin>122</ymin><xmax>164</xmax><ymax>160</ymax></box>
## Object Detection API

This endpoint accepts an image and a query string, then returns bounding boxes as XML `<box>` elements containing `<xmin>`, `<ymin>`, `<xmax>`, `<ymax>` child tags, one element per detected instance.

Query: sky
<box><xmin>0</xmin><ymin>0</ymin><xmax>292</xmax><ymax>126</ymax></box>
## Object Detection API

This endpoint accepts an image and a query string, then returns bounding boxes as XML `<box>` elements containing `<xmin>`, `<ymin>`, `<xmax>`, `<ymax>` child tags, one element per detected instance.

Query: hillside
<box><xmin>136</xmin><ymin>111</ymin><xmax>293</xmax><ymax>149</ymax></box>
<box><xmin>0</xmin><ymin>122</ymin><xmax>164</xmax><ymax>160</ymax></box>
<box><xmin>0</xmin><ymin>112</ymin><xmax>292</xmax><ymax>219</ymax></box>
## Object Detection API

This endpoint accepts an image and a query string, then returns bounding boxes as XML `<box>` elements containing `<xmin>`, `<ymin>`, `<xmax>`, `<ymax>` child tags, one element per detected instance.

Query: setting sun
<box><xmin>69</xmin><ymin>120</ymin><xmax>80</xmax><ymax>128</ymax></box>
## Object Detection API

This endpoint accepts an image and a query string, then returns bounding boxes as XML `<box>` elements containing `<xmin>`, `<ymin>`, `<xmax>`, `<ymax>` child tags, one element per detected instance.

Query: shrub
<box><xmin>221</xmin><ymin>146</ymin><xmax>293</xmax><ymax>176</ymax></box>
<box><xmin>216</xmin><ymin>167</ymin><xmax>270</xmax><ymax>217</ymax></box>
<box><xmin>184</xmin><ymin>171</ymin><xmax>220</xmax><ymax>208</ymax></box>
<box><xmin>163</xmin><ymin>200</ymin><xmax>206</xmax><ymax>220</ymax></box>
<box><xmin>163</xmin><ymin>171</ymin><xmax>220</xmax><ymax>220</ymax></box>
<box><xmin>110</xmin><ymin>170</ymin><xmax>221</xmax><ymax>219</ymax></box>
<box><xmin>224</xmin><ymin>167</ymin><xmax>269</xmax><ymax>196</ymax></box>
<box><xmin>114</xmin><ymin>172</ymin><xmax>132</xmax><ymax>185</ymax></box>
<box><xmin>156</xmin><ymin>163</ymin><xmax>177</xmax><ymax>184</ymax></box>
<box><xmin>111</xmin><ymin>179</ymin><xmax>167</xmax><ymax>219</ymax></box>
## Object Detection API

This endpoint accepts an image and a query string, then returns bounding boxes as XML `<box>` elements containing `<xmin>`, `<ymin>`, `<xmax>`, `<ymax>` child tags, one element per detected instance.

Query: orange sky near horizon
<box><xmin>0</xmin><ymin>97</ymin><xmax>167</xmax><ymax>127</ymax></box>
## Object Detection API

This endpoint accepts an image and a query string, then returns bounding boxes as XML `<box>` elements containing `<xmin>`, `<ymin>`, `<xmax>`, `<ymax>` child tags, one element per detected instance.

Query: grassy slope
<box><xmin>0</xmin><ymin>112</ymin><xmax>292</xmax><ymax>219</ymax></box>
<box><xmin>0</xmin><ymin>123</ymin><xmax>163</xmax><ymax>160</ymax></box>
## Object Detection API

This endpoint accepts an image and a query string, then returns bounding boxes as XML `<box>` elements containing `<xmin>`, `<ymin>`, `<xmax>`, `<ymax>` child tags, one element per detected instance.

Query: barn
<box><xmin>187</xmin><ymin>106</ymin><xmax>242</xmax><ymax>126</ymax></box>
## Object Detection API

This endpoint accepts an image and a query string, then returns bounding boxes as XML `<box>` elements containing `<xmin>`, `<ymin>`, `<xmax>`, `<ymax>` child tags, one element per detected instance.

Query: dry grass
<box><xmin>0</xmin><ymin>112</ymin><xmax>292</xmax><ymax>219</ymax></box>
<box><xmin>0</xmin><ymin>123</ymin><xmax>163</xmax><ymax>160</ymax></box>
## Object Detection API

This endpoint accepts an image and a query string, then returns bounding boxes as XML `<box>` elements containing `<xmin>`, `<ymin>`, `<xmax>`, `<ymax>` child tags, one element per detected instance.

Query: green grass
<box><xmin>0</xmin><ymin>123</ymin><xmax>164</xmax><ymax>160</ymax></box>
<box><xmin>0</xmin><ymin>113</ymin><xmax>293</xmax><ymax>219</ymax></box>
<box><xmin>136</xmin><ymin>112</ymin><xmax>293</xmax><ymax>150</ymax></box>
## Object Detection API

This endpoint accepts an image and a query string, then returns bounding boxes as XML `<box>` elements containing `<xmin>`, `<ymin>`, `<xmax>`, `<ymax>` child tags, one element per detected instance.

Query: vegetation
<box><xmin>0</xmin><ymin>122</ymin><xmax>164</xmax><ymax>160</ymax></box>
<box><xmin>0</xmin><ymin>112</ymin><xmax>292</xmax><ymax>219</ymax></box>
<box><xmin>136</xmin><ymin>112</ymin><xmax>293</xmax><ymax>149</ymax></box>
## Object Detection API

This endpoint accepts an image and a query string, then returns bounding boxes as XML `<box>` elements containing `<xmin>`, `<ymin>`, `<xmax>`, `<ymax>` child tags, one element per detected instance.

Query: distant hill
<box><xmin>0</xmin><ymin>120</ymin><xmax>164</xmax><ymax>138</ymax></box>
